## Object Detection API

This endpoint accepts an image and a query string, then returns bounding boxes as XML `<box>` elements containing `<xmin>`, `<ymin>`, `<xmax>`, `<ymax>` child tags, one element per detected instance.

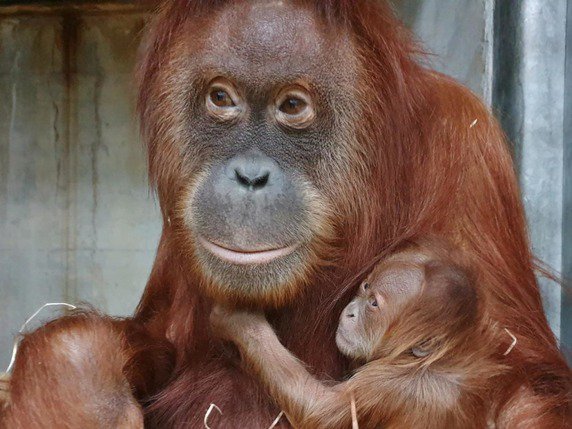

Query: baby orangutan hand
<box><xmin>210</xmin><ymin>305</ymin><xmax>270</xmax><ymax>345</ymax></box>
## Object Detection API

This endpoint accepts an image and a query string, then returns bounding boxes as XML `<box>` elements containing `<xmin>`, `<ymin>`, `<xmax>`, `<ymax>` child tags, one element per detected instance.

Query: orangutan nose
<box><xmin>234</xmin><ymin>167</ymin><xmax>270</xmax><ymax>190</ymax></box>
<box><xmin>226</xmin><ymin>150</ymin><xmax>282</xmax><ymax>192</ymax></box>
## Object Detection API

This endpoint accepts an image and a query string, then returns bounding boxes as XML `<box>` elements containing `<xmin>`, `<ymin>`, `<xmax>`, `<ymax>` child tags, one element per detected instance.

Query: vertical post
<box><xmin>493</xmin><ymin>0</ymin><xmax>568</xmax><ymax>338</ymax></box>
<box><xmin>61</xmin><ymin>12</ymin><xmax>79</xmax><ymax>307</ymax></box>
<box><xmin>562</xmin><ymin>0</ymin><xmax>572</xmax><ymax>354</ymax></box>
<box><xmin>393</xmin><ymin>0</ymin><xmax>495</xmax><ymax>101</ymax></box>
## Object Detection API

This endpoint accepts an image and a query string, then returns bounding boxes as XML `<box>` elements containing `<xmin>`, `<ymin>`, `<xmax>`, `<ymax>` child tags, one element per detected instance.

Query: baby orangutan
<box><xmin>211</xmin><ymin>243</ymin><xmax>503</xmax><ymax>429</ymax></box>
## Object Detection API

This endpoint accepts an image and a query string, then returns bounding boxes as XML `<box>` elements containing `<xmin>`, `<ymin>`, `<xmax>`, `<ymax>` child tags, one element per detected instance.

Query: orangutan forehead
<box><xmin>192</xmin><ymin>1</ymin><xmax>357</xmax><ymax>89</ymax></box>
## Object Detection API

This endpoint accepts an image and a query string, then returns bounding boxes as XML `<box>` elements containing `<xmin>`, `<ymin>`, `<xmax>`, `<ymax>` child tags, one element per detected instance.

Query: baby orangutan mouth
<box><xmin>199</xmin><ymin>237</ymin><xmax>300</xmax><ymax>265</ymax></box>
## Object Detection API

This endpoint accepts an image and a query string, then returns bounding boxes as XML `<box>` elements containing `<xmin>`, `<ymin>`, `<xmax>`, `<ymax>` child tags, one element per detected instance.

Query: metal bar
<box><xmin>562</xmin><ymin>0</ymin><xmax>572</xmax><ymax>356</ymax></box>
<box><xmin>493</xmin><ymin>0</ymin><xmax>567</xmax><ymax>338</ymax></box>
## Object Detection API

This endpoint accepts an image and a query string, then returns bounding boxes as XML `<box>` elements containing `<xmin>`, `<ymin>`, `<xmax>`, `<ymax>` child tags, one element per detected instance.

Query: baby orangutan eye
<box><xmin>369</xmin><ymin>297</ymin><xmax>378</xmax><ymax>307</ymax></box>
<box><xmin>363</xmin><ymin>282</ymin><xmax>370</xmax><ymax>291</ymax></box>
<box><xmin>411</xmin><ymin>347</ymin><xmax>431</xmax><ymax>358</ymax></box>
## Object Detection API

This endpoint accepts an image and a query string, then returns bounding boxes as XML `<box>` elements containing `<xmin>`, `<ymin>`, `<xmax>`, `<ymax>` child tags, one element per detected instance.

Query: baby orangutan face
<box><xmin>335</xmin><ymin>253</ymin><xmax>427</xmax><ymax>360</ymax></box>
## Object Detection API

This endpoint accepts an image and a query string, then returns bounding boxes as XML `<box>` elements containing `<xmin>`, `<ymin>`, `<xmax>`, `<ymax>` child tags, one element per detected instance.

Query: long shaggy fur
<box><xmin>1</xmin><ymin>1</ymin><xmax>569</xmax><ymax>428</ymax></box>
<box><xmin>133</xmin><ymin>1</ymin><xmax>571</xmax><ymax>427</ymax></box>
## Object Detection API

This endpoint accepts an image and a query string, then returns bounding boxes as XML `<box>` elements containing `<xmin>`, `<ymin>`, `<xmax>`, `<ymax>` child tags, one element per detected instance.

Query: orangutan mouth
<box><xmin>198</xmin><ymin>237</ymin><xmax>299</xmax><ymax>265</ymax></box>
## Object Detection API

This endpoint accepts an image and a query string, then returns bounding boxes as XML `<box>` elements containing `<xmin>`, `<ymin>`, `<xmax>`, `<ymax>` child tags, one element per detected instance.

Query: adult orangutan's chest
<box><xmin>148</xmin><ymin>356</ymin><xmax>292</xmax><ymax>428</ymax></box>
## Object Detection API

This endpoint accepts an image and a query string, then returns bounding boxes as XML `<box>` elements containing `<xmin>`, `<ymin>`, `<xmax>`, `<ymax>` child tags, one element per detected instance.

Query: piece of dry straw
<box><xmin>5</xmin><ymin>303</ymin><xmax>77</xmax><ymax>375</ymax></box>
<box><xmin>268</xmin><ymin>411</ymin><xmax>285</xmax><ymax>429</ymax></box>
<box><xmin>503</xmin><ymin>328</ymin><xmax>517</xmax><ymax>356</ymax></box>
<box><xmin>204</xmin><ymin>403</ymin><xmax>223</xmax><ymax>429</ymax></box>
<box><xmin>204</xmin><ymin>405</ymin><xmax>286</xmax><ymax>429</ymax></box>
<box><xmin>351</xmin><ymin>392</ymin><xmax>359</xmax><ymax>429</ymax></box>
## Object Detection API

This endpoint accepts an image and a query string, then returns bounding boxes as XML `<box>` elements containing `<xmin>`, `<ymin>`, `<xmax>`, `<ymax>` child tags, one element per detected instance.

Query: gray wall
<box><xmin>0</xmin><ymin>0</ymin><xmax>569</xmax><ymax>368</ymax></box>
<box><xmin>0</xmin><ymin>8</ymin><xmax>161</xmax><ymax>368</ymax></box>
<box><xmin>563</xmin><ymin>0</ymin><xmax>572</xmax><ymax>354</ymax></box>
<box><xmin>394</xmin><ymin>0</ymin><xmax>495</xmax><ymax>102</ymax></box>
<box><xmin>493</xmin><ymin>0</ymin><xmax>568</xmax><ymax>339</ymax></box>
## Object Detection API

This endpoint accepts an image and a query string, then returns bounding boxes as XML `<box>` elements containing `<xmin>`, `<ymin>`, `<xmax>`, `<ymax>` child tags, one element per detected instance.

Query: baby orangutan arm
<box><xmin>210</xmin><ymin>306</ymin><xmax>353</xmax><ymax>428</ymax></box>
<box><xmin>211</xmin><ymin>248</ymin><xmax>494</xmax><ymax>429</ymax></box>
<box><xmin>210</xmin><ymin>307</ymin><xmax>445</xmax><ymax>428</ymax></box>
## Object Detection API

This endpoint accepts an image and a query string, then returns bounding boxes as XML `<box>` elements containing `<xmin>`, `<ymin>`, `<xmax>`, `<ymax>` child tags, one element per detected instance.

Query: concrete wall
<box><xmin>563</xmin><ymin>0</ymin><xmax>572</xmax><ymax>354</ymax></box>
<box><xmin>0</xmin><ymin>0</ymin><xmax>569</xmax><ymax>368</ymax></box>
<box><xmin>493</xmin><ymin>0</ymin><xmax>568</xmax><ymax>339</ymax></box>
<box><xmin>0</xmin><ymin>9</ymin><xmax>161</xmax><ymax>368</ymax></box>
<box><xmin>393</xmin><ymin>0</ymin><xmax>494</xmax><ymax>103</ymax></box>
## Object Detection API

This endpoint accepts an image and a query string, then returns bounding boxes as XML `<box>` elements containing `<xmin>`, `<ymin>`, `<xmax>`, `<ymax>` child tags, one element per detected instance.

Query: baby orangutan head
<box><xmin>335</xmin><ymin>246</ymin><xmax>479</xmax><ymax>361</ymax></box>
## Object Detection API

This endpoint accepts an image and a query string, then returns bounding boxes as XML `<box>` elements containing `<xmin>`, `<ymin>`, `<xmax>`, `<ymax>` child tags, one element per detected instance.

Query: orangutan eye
<box><xmin>369</xmin><ymin>297</ymin><xmax>378</xmax><ymax>307</ymax></box>
<box><xmin>210</xmin><ymin>89</ymin><xmax>235</xmax><ymax>107</ymax></box>
<box><xmin>274</xmin><ymin>86</ymin><xmax>315</xmax><ymax>129</ymax></box>
<box><xmin>363</xmin><ymin>282</ymin><xmax>370</xmax><ymax>291</ymax></box>
<box><xmin>279</xmin><ymin>97</ymin><xmax>307</xmax><ymax>115</ymax></box>
<box><xmin>205</xmin><ymin>78</ymin><xmax>242</xmax><ymax>121</ymax></box>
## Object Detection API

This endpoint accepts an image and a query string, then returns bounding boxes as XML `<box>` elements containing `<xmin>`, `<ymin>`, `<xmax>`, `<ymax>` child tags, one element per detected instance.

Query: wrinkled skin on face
<box><xmin>335</xmin><ymin>253</ymin><xmax>428</xmax><ymax>360</ymax></box>
<box><xmin>155</xmin><ymin>1</ymin><xmax>361</xmax><ymax>305</ymax></box>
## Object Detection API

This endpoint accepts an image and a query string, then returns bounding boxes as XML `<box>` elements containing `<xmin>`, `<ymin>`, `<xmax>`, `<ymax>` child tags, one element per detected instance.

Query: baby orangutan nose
<box><xmin>343</xmin><ymin>301</ymin><xmax>359</xmax><ymax>320</ymax></box>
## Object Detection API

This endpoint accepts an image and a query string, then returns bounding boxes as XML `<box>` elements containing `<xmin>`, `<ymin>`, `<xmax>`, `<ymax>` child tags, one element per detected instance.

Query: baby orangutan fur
<box><xmin>211</xmin><ymin>242</ymin><xmax>507</xmax><ymax>428</ymax></box>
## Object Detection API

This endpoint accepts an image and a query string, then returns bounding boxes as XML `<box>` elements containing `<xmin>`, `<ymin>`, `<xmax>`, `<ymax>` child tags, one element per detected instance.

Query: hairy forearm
<box><xmin>234</xmin><ymin>324</ymin><xmax>351</xmax><ymax>428</ymax></box>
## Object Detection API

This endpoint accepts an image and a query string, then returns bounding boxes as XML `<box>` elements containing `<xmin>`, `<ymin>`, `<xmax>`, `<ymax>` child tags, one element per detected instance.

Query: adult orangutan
<box><xmin>1</xmin><ymin>1</ymin><xmax>570</xmax><ymax>428</ymax></box>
